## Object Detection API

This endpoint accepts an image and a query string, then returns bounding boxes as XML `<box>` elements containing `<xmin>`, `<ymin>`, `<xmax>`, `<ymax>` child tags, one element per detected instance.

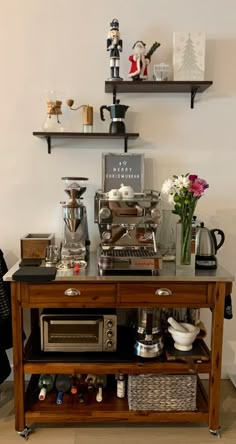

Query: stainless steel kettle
<box><xmin>195</xmin><ymin>222</ymin><xmax>225</xmax><ymax>257</ymax></box>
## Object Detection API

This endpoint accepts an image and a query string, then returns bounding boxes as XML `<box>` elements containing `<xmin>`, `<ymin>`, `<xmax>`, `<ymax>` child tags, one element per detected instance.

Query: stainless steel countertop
<box><xmin>4</xmin><ymin>253</ymin><xmax>234</xmax><ymax>283</ymax></box>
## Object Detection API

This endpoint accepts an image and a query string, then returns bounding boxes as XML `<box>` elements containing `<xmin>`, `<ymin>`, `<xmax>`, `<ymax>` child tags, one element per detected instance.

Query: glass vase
<box><xmin>176</xmin><ymin>221</ymin><xmax>195</xmax><ymax>275</ymax></box>
<box><xmin>158</xmin><ymin>209</ymin><xmax>177</xmax><ymax>261</ymax></box>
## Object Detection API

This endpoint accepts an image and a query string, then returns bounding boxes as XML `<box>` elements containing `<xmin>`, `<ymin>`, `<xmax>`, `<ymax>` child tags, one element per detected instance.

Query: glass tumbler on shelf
<box><xmin>153</xmin><ymin>63</ymin><xmax>170</xmax><ymax>81</ymax></box>
<box><xmin>158</xmin><ymin>209</ymin><xmax>176</xmax><ymax>261</ymax></box>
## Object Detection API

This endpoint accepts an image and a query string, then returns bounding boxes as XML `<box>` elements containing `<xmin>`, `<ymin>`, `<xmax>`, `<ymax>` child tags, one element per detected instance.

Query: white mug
<box><xmin>119</xmin><ymin>184</ymin><xmax>134</xmax><ymax>199</ymax></box>
<box><xmin>107</xmin><ymin>189</ymin><xmax>122</xmax><ymax>200</ymax></box>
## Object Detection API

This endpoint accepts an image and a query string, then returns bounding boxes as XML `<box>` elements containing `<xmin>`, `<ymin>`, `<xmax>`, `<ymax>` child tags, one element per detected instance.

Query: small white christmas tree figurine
<box><xmin>107</xmin><ymin>18</ymin><xmax>123</xmax><ymax>80</ymax></box>
<box><xmin>173</xmin><ymin>32</ymin><xmax>205</xmax><ymax>81</ymax></box>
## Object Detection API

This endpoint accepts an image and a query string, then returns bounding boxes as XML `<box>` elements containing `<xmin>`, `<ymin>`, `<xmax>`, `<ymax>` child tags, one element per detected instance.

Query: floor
<box><xmin>0</xmin><ymin>380</ymin><xmax>236</xmax><ymax>443</ymax></box>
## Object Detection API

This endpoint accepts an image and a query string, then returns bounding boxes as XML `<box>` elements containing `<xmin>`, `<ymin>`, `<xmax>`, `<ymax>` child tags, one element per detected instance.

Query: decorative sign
<box><xmin>102</xmin><ymin>153</ymin><xmax>144</xmax><ymax>192</ymax></box>
<box><xmin>173</xmin><ymin>32</ymin><xmax>205</xmax><ymax>81</ymax></box>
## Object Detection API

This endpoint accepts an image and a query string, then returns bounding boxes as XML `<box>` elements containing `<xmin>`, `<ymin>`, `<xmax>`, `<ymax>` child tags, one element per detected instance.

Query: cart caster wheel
<box><xmin>18</xmin><ymin>426</ymin><xmax>32</xmax><ymax>440</ymax></box>
<box><xmin>209</xmin><ymin>427</ymin><xmax>221</xmax><ymax>438</ymax></box>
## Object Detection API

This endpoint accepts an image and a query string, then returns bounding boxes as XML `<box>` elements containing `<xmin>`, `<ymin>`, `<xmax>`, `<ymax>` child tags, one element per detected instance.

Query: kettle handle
<box><xmin>210</xmin><ymin>229</ymin><xmax>225</xmax><ymax>252</ymax></box>
<box><xmin>100</xmin><ymin>105</ymin><xmax>109</xmax><ymax>121</ymax></box>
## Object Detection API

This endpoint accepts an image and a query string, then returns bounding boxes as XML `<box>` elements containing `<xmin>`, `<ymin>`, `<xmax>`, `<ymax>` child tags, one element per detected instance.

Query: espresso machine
<box><xmin>94</xmin><ymin>189</ymin><xmax>162</xmax><ymax>275</ymax></box>
<box><xmin>60</xmin><ymin>177</ymin><xmax>90</xmax><ymax>262</ymax></box>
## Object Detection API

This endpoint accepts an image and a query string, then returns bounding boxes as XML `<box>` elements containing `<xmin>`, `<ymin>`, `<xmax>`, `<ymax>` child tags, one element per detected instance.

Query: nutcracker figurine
<box><xmin>107</xmin><ymin>18</ymin><xmax>123</xmax><ymax>80</ymax></box>
<box><xmin>128</xmin><ymin>40</ymin><xmax>161</xmax><ymax>80</ymax></box>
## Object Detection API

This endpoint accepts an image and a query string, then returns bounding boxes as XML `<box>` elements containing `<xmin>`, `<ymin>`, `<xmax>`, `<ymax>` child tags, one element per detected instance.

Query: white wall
<box><xmin>1</xmin><ymin>0</ymin><xmax>236</xmax><ymax>376</ymax></box>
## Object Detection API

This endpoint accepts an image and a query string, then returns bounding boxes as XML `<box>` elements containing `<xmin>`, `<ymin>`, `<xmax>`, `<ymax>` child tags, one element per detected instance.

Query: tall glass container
<box><xmin>158</xmin><ymin>209</ymin><xmax>176</xmax><ymax>260</ymax></box>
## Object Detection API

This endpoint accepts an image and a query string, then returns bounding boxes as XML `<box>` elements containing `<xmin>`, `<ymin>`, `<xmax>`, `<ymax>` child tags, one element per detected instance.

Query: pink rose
<box><xmin>197</xmin><ymin>178</ymin><xmax>209</xmax><ymax>190</ymax></box>
<box><xmin>189</xmin><ymin>180</ymin><xmax>204</xmax><ymax>196</ymax></box>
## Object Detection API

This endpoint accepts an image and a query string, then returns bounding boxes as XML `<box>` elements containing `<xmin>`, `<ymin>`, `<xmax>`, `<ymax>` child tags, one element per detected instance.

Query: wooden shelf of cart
<box><xmin>33</xmin><ymin>132</ymin><xmax>139</xmax><ymax>154</ymax></box>
<box><xmin>105</xmin><ymin>80</ymin><xmax>213</xmax><ymax>109</ymax></box>
<box><xmin>24</xmin><ymin>376</ymin><xmax>208</xmax><ymax>424</ymax></box>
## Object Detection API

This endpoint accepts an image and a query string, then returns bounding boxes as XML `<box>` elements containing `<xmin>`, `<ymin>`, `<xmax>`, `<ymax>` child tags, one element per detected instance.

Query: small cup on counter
<box><xmin>45</xmin><ymin>245</ymin><xmax>60</xmax><ymax>265</ymax></box>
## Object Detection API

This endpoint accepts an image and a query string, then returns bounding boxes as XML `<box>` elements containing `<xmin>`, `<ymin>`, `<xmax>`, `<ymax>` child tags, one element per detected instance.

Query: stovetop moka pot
<box><xmin>100</xmin><ymin>100</ymin><xmax>129</xmax><ymax>134</ymax></box>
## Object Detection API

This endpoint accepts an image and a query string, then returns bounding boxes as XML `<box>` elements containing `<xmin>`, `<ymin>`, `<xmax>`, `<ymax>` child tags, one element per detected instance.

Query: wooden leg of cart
<box><xmin>208</xmin><ymin>282</ymin><xmax>225</xmax><ymax>438</ymax></box>
<box><xmin>11</xmin><ymin>282</ymin><xmax>32</xmax><ymax>439</ymax></box>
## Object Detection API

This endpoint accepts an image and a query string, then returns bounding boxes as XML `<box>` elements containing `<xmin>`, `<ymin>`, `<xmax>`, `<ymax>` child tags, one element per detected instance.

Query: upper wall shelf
<box><xmin>33</xmin><ymin>132</ymin><xmax>139</xmax><ymax>154</ymax></box>
<box><xmin>105</xmin><ymin>80</ymin><xmax>213</xmax><ymax>109</ymax></box>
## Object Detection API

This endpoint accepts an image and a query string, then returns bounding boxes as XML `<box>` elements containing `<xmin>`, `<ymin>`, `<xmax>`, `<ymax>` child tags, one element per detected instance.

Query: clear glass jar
<box><xmin>42</xmin><ymin>90</ymin><xmax>64</xmax><ymax>132</ymax></box>
<box><xmin>158</xmin><ymin>209</ymin><xmax>176</xmax><ymax>260</ymax></box>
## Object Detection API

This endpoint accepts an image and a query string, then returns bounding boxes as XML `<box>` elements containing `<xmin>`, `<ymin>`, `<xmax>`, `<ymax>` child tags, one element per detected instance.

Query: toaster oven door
<box><xmin>41</xmin><ymin>315</ymin><xmax>104</xmax><ymax>352</ymax></box>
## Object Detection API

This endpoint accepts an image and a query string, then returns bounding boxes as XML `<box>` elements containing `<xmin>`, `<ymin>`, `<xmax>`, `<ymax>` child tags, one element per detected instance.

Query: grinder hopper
<box><xmin>61</xmin><ymin>177</ymin><xmax>89</xmax><ymax>261</ymax></box>
<box><xmin>62</xmin><ymin>177</ymin><xmax>87</xmax><ymax>234</ymax></box>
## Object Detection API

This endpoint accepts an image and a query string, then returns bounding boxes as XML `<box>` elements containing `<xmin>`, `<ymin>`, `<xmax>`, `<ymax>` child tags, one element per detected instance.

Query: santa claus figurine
<box><xmin>128</xmin><ymin>40</ymin><xmax>160</xmax><ymax>80</ymax></box>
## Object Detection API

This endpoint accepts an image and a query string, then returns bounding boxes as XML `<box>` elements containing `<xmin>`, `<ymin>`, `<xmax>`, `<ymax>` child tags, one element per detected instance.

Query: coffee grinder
<box><xmin>134</xmin><ymin>308</ymin><xmax>164</xmax><ymax>358</ymax></box>
<box><xmin>60</xmin><ymin>177</ymin><xmax>90</xmax><ymax>262</ymax></box>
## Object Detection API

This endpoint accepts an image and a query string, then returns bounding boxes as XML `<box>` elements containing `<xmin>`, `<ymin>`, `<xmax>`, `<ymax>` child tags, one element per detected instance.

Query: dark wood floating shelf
<box><xmin>33</xmin><ymin>132</ymin><xmax>139</xmax><ymax>154</ymax></box>
<box><xmin>105</xmin><ymin>80</ymin><xmax>213</xmax><ymax>109</ymax></box>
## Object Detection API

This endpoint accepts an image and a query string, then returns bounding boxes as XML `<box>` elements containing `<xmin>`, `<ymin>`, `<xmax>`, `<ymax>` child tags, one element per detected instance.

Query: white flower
<box><xmin>173</xmin><ymin>175</ymin><xmax>190</xmax><ymax>189</ymax></box>
<box><xmin>161</xmin><ymin>178</ymin><xmax>173</xmax><ymax>194</ymax></box>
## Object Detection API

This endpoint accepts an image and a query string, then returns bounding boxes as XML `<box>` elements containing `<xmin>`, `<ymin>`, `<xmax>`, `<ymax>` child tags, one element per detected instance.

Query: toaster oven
<box><xmin>40</xmin><ymin>309</ymin><xmax>117</xmax><ymax>352</ymax></box>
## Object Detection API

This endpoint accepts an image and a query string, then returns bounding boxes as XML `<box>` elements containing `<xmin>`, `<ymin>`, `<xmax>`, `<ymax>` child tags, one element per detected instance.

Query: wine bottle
<box><xmin>95</xmin><ymin>375</ymin><xmax>107</xmax><ymax>403</ymax></box>
<box><xmin>55</xmin><ymin>374</ymin><xmax>71</xmax><ymax>404</ymax></box>
<box><xmin>85</xmin><ymin>374</ymin><xmax>96</xmax><ymax>391</ymax></box>
<box><xmin>70</xmin><ymin>374</ymin><xmax>81</xmax><ymax>395</ymax></box>
<box><xmin>38</xmin><ymin>374</ymin><xmax>55</xmax><ymax>401</ymax></box>
<box><xmin>77</xmin><ymin>375</ymin><xmax>88</xmax><ymax>403</ymax></box>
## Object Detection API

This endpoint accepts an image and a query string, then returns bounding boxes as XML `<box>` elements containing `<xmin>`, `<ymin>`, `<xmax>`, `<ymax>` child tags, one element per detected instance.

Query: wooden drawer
<box><xmin>119</xmin><ymin>283</ymin><xmax>208</xmax><ymax>305</ymax></box>
<box><xmin>22</xmin><ymin>283</ymin><xmax>116</xmax><ymax>307</ymax></box>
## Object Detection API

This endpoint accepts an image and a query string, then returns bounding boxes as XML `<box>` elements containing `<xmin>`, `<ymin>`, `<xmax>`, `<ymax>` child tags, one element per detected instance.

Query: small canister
<box><xmin>83</xmin><ymin>106</ymin><xmax>93</xmax><ymax>133</ymax></box>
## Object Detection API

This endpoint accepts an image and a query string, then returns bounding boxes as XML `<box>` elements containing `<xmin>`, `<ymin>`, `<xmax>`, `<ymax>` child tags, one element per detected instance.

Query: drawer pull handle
<box><xmin>64</xmin><ymin>288</ymin><xmax>81</xmax><ymax>296</ymax></box>
<box><xmin>155</xmin><ymin>288</ymin><xmax>172</xmax><ymax>296</ymax></box>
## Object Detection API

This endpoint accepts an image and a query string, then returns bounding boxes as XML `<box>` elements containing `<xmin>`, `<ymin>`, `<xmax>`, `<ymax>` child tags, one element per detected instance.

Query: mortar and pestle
<box><xmin>167</xmin><ymin>317</ymin><xmax>200</xmax><ymax>351</ymax></box>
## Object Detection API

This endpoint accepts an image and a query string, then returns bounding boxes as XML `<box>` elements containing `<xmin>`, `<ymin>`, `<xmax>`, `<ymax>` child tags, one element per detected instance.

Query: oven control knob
<box><xmin>106</xmin><ymin>329</ymin><xmax>113</xmax><ymax>338</ymax></box>
<box><xmin>106</xmin><ymin>340</ymin><xmax>113</xmax><ymax>348</ymax></box>
<box><xmin>107</xmin><ymin>320</ymin><xmax>113</xmax><ymax>328</ymax></box>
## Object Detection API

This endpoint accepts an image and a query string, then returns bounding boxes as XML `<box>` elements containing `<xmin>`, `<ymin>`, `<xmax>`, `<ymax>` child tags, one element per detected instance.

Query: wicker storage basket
<box><xmin>128</xmin><ymin>374</ymin><xmax>197</xmax><ymax>411</ymax></box>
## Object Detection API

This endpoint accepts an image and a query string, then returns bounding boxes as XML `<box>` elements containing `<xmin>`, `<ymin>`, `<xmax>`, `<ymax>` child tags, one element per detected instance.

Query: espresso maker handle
<box><xmin>210</xmin><ymin>229</ymin><xmax>225</xmax><ymax>252</ymax></box>
<box><xmin>100</xmin><ymin>105</ymin><xmax>109</xmax><ymax>121</ymax></box>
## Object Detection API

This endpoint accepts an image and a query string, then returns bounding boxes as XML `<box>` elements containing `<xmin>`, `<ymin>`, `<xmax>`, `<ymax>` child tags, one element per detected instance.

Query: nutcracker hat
<box><xmin>110</xmin><ymin>18</ymin><xmax>119</xmax><ymax>31</ymax></box>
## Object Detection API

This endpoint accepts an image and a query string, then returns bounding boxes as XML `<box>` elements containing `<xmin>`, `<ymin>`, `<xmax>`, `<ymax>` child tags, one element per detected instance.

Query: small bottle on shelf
<box><xmin>116</xmin><ymin>374</ymin><xmax>125</xmax><ymax>398</ymax></box>
<box><xmin>38</xmin><ymin>374</ymin><xmax>55</xmax><ymax>401</ymax></box>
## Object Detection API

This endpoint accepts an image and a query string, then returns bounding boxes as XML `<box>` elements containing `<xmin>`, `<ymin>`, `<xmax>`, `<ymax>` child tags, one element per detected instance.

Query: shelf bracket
<box><xmin>46</xmin><ymin>136</ymin><xmax>51</xmax><ymax>154</ymax></box>
<box><xmin>191</xmin><ymin>87</ymin><xmax>199</xmax><ymax>109</ymax></box>
<box><xmin>112</xmin><ymin>86</ymin><xmax>117</xmax><ymax>104</ymax></box>
<box><xmin>124</xmin><ymin>137</ymin><xmax>128</xmax><ymax>153</ymax></box>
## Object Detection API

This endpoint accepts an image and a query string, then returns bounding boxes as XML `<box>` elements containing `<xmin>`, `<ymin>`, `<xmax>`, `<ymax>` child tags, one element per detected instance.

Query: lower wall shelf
<box><xmin>32</xmin><ymin>132</ymin><xmax>139</xmax><ymax>154</ymax></box>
